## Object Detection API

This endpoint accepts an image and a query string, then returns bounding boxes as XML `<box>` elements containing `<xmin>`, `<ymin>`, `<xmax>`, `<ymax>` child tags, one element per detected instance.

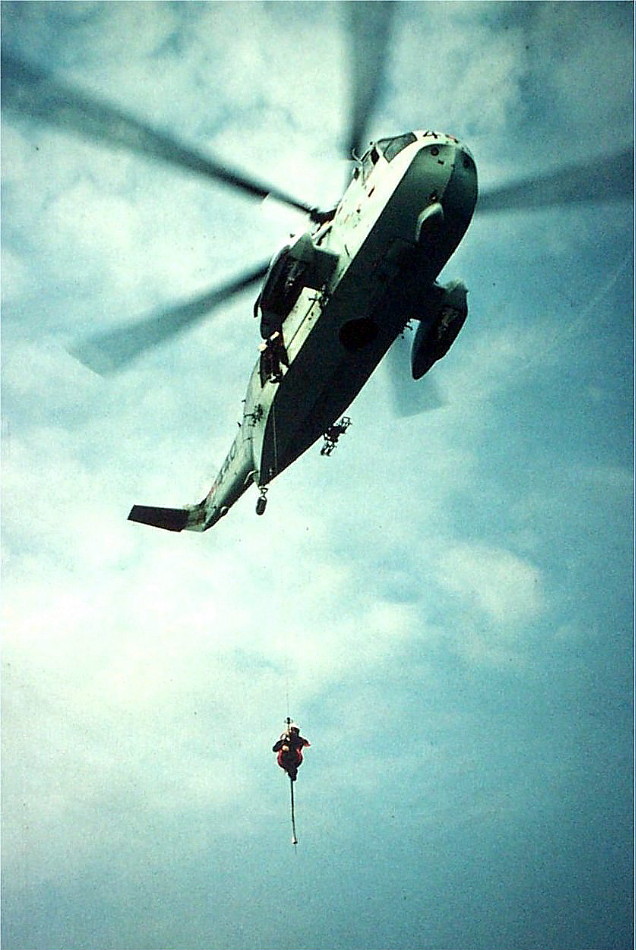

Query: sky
<box><xmin>1</xmin><ymin>3</ymin><xmax>633</xmax><ymax>949</ymax></box>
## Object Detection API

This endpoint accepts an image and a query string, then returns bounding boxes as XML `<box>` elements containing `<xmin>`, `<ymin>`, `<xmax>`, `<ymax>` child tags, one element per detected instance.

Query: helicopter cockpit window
<box><xmin>358</xmin><ymin>145</ymin><xmax>380</xmax><ymax>182</ymax></box>
<box><xmin>377</xmin><ymin>132</ymin><xmax>417</xmax><ymax>162</ymax></box>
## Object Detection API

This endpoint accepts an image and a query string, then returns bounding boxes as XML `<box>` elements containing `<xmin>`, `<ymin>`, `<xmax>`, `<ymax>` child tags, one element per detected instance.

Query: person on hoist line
<box><xmin>272</xmin><ymin>722</ymin><xmax>310</xmax><ymax>782</ymax></box>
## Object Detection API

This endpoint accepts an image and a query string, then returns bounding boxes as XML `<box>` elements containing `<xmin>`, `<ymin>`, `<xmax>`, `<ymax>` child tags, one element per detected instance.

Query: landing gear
<box><xmin>256</xmin><ymin>487</ymin><xmax>268</xmax><ymax>516</ymax></box>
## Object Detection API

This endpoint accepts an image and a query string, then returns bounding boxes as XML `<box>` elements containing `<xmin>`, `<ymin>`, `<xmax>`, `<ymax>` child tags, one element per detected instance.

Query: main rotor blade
<box><xmin>70</xmin><ymin>262</ymin><xmax>269</xmax><ymax>374</ymax></box>
<box><xmin>1</xmin><ymin>50</ymin><xmax>314</xmax><ymax>216</ymax></box>
<box><xmin>346</xmin><ymin>2</ymin><xmax>395</xmax><ymax>158</ymax></box>
<box><xmin>478</xmin><ymin>145</ymin><xmax>634</xmax><ymax>214</ymax></box>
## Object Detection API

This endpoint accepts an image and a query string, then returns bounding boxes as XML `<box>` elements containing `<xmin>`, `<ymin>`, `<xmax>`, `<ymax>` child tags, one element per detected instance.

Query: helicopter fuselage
<box><xmin>129</xmin><ymin>131</ymin><xmax>478</xmax><ymax>532</ymax></box>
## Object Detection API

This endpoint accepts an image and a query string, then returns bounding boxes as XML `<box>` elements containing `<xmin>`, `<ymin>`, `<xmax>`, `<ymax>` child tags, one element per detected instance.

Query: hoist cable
<box><xmin>284</xmin><ymin>657</ymin><xmax>291</xmax><ymax>721</ymax></box>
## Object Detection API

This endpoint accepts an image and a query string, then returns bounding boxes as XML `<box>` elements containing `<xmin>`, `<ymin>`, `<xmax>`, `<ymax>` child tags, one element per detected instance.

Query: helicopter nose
<box><xmin>449</xmin><ymin>151</ymin><xmax>478</xmax><ymax>215</ymax></box>
<box><xmin>408</xmin><ymin>141</ymin><xmax>478</xmax><ymax>265</ymax></box>
<box><xmin>432</xmin><ymin>143</ymin><xmax>478</xmax><ymax>226</ymax></box>
<box><xmin>418</xmin><ymin>141</ymin><xmax>476</xmax><ymax>194</ymax></box>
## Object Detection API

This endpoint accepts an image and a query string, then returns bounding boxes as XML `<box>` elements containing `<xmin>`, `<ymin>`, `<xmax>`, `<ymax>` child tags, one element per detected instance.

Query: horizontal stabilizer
<box><xmin>128</xmin><ymin>504</ymin><xmax>191</xmax><ymax>532</ymax></box>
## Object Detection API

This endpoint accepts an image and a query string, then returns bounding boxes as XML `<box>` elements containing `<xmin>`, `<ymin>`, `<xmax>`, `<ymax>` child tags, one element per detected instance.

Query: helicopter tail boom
<box><xmin>128</xmin><ymin>426</ymin><xmax>256</xmax><ymax>532</ymax></box>
<box><xmin>128</xmin><ymin>503</ymin><xmax>206</xmax><ymax>532</ymax></box>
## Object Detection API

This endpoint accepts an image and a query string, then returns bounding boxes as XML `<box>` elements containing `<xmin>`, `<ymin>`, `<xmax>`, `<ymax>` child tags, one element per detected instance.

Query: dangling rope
<box><xmin>290</xmin><ymin>775</ymin><xmax>298</xmax><ymax>848</ymax></box>
<box><xmin>281</xmin><ymin>716</ymin><xmax>299</xmax><ymax>848</ymax></box>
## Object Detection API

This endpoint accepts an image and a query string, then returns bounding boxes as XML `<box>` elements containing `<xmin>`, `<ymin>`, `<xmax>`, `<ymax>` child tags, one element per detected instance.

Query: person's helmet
<box><xmin>288</xmin><ymin>722</ymin><xmax>300</xmax><ymax>732</ymax></box>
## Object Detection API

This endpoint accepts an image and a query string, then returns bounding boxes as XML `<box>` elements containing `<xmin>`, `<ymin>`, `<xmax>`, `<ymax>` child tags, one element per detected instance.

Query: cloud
<box><xmin>437</xmin><ymin>542</ymin><xmax>543</xmax><ymax>624</ymax></box>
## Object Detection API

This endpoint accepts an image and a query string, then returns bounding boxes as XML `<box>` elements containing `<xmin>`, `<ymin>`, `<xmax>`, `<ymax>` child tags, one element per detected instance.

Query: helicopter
<box><xmin>132</xmin><ymin>127</ymin><xmax>478</xmax><ymax>532</ymax></box>
<box><xmin>2</xmin><ymin>5</ymin><xmax>632</xmax><ymax>534</ymax></box>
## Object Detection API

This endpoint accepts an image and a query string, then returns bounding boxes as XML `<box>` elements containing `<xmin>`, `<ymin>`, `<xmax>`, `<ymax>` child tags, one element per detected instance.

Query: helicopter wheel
<box><xmin>256</xmin><ymin>493</ymin><xmax>268</xmax><ymax>516</ymax></box>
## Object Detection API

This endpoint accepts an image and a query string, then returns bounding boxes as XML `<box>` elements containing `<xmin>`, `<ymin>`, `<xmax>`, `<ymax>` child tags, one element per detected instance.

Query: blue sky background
<box><xmin>1</xmin><ymin>3</ymin><xmax>633</xmax><ymax>949</ymax></box>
